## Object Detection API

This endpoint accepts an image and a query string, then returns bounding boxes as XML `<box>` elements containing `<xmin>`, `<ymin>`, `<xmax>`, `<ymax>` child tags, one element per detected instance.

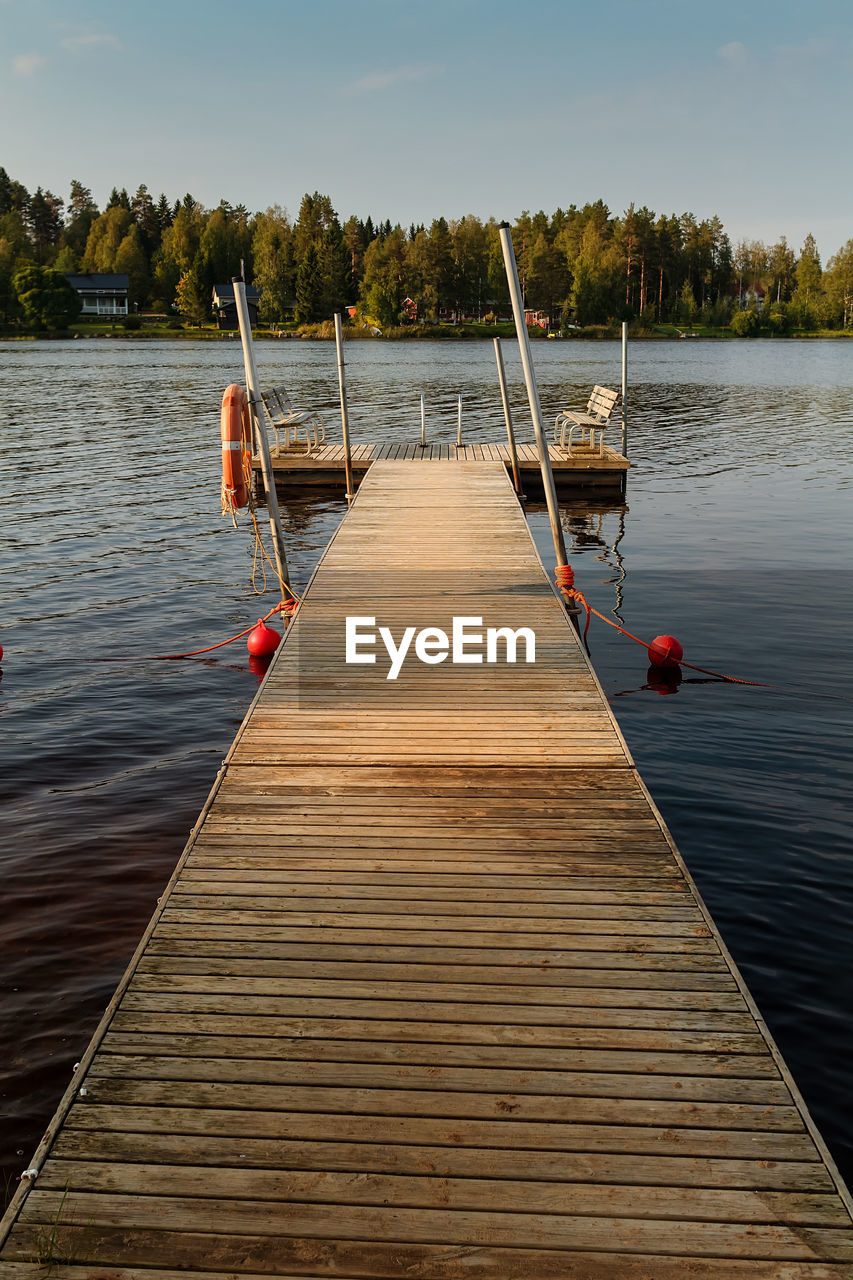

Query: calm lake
<box><xmin>1</xmin><ymin>336</ymin><xmax>852</xmax><ymax>1199</ymax></box>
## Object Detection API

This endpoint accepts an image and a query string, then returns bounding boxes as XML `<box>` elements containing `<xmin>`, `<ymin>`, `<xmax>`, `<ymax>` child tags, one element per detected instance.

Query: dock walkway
<box><xmin>1</xmin><ymin>461</ymin><xmax>851</xmax><ymax>1277</ymax></box>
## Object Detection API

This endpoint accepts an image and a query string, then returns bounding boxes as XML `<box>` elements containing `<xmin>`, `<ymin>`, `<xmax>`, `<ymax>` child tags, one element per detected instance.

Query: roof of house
<box><xmin>64</xmin><ymin>273</ymin><xmax>130</xmax><ymax>291</ymax></box>
<box><xmin>212</xmin><ymin>283</ymin><xmax>261</xmax><ymax>305</ymax></box>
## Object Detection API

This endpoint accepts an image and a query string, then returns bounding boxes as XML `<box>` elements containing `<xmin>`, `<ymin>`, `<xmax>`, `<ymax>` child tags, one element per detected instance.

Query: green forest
<box><xmin>1</xmin><ymin>167</ymin><xmax>852</xmax><ymax>334</ymax></box>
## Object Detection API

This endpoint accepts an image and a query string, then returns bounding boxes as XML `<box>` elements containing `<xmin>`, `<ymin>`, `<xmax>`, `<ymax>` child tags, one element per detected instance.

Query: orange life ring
<box><xmin>220</xmin><ymin>383</ymin><xmax>251</xmax><ymax>512</ymax></box>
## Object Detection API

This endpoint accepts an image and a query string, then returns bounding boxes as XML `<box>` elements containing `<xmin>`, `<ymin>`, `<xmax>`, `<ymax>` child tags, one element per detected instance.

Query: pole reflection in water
<box><xmin>556</xmin><ymin>499</ymin><xmax>629</xmax><ymax>620</ymax></box>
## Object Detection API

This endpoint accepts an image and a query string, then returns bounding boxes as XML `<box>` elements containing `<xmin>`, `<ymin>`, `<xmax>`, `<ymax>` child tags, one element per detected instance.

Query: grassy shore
<box><xmin>2</xmin><ymin>318</ymin><xmax>851</xmax><ymax>341</ymax></box>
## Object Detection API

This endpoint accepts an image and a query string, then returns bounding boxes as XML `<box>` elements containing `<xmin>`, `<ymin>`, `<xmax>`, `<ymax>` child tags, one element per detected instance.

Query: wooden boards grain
<box><xmin>1</xmin><ymin>460</ymin><xmax>850</xmax><ymax>1278</ymax></box>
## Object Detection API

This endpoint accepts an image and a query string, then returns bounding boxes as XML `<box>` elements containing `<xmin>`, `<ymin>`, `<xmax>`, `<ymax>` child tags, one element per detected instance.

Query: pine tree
<box><xmin>295</xmin><ymin>242</ymin><xmax>321</xmax><ymax>322</ymax></box>
<box><xmin>131</xmin><ymin>184</ymin><xmax>160</xmax><ymax>253</ymax></box>
<box><xmin>25</xmin><ymin>188</ymin><xmax>64</xmax><ymax>262</ymax></box>
<box><xmin>156</xmin><ymin>194</ymin><xmax>173</xmax><ymax>232</ymax></box>
<box><xmin>107</xmin><ymin>187</ymin><xmax>131</xmax><ymax>211</ymax></box>
<box><xmin>69</xmin><ymin>180</ymin><xmax>97</xmax><ymax>223</ymax></box>
<box><xmin>318</xmin><ymin>219</ymin><xmax>352</xmax><ymax>313</ymax></box>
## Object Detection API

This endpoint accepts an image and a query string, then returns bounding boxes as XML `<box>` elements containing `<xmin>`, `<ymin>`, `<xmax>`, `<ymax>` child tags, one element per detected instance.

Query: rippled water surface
<box><xmin>1</xmin><ymin>336</ymin><xmax>852</xmax><ymax>1197</ymax></box>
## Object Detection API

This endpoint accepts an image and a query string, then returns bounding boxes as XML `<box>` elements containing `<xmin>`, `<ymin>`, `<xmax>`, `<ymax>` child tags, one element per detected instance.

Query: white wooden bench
<box><xmin>260</xmin><ymin>386</ymin><xmax>326</xmax><ymax>454</ymax></box>
<box><xmin>554</xmin><ymin>385</ymin><xmax>619</xmax><ymax>455</ymax></box>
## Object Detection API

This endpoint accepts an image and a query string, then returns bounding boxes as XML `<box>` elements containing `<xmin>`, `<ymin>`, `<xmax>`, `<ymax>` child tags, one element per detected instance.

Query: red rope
<box><xmin>555</xmin><ymin>568</ymin><xmax>769</xmax><ymax>687</ymax></box>
<box><xmin>90</xmin><ymin>600</ymin><xmax>299</xmax><ymax>662</ymax></box>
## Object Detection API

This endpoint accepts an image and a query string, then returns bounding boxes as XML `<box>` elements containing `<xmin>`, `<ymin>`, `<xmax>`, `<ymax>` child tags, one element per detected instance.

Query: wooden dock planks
<box><xmin>258</xmin><ymin>438</ymin><xmax>630</xmax><ymax>490</ymax></box>
<box><xmin>1</xmin><ymin>460</ymin><xmax>851</xmax><ymax>1278</ymax></box>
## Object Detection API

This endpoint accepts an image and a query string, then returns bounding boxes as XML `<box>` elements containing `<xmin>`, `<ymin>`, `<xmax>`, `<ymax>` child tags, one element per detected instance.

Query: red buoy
<box><xmin>246</xmin><ymin>619</ymin><xmax>281</xmax><ymax>657</ymax></box>
<box><xmin>0</xmin><ymin>643</ymin><xmax>3</xmax><ymax>662</ymax></box>
<box><xmin>648</xmin><ymin>634</ymin><xmax>683</xmax><ymax>668</ymax></box>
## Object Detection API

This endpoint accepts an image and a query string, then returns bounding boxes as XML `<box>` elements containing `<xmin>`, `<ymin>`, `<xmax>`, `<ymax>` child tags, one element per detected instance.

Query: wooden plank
<box><xmin>15</xmin><ymin>1192</ymin><xmax>853</xmax><ymax>1259</ymax></box>
<box><xmin>156</xmin><ymin>909</ymin><xmax>717</xmax><ymax>937</ymax></box>
<box><xmin>88</xmin><ymin>1053</ymin><xmax>788</xmax><ymax>1104</ymax></box>
<box><xmin>34</xmin><ymin>1163</ymin><xmax>847</xmax><ymax>1226</ymax></box>
<box><xmin>140</xmin><ymin>937</ymin><xmax>730</xmax><ymax>968</ymax></box>
<box><xmin>109</xmin><ymin>1010</ymin><xmax>772</xmax><ymax>1054</ymax></box>
<box><xmin>75</xmin><ymin>1076</ymin><xmax>804</xmax><ymax>1131</ymax></box>
<box><xmin>127</xmin><ymin>972</ymin><xmax>746</xmax><ymax>1008</ymax></box>
<box><xmin>97</xmin><ymin>1031</ymin><xmax>779</xmax><ymax>1076</ymax></box>
<box><xmin>47</xmin><ymin>1130</ymin><xmax>832</xmax><ymax>1190</ymax></box>
<box><xmin>135</xmin><ymin>957</ymin><xmax>734</xmax><ymax>990</ymax></box>
<box><xmin>1</xmin><ymin>1249</ymin><xmax>849</xmax><ymax>1280</ymax></box>
<box><xmin>119</xmin><ymin>992</ymin><xmax>759</xmax><ymax>1032</ymax></box>
<box><xmin>64</xmin><ymin>1103</ymin><xmax>821</xmax><ymax>1159</ymax></box>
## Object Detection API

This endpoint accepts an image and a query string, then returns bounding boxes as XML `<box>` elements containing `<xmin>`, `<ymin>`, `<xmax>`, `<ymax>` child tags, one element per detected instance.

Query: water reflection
<box><xmin>562</xmin><ymin>503</ymin><xmax>628</xmax><ymax>618</ymax></box>
<box><xmin>528</xmin><ymin>496</ymin><xmax>631</xmax><ymax>621</ymax></box>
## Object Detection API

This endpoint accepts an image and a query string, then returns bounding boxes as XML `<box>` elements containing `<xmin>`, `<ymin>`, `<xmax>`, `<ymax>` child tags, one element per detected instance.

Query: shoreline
<box><xmin>2</xmin><ymin>328</ymin><xmax>852</xmax><ymax>343</ymax></box>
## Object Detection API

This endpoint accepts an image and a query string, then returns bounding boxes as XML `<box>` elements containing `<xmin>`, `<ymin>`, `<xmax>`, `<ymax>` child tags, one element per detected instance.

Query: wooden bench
<box><xmin>554</xmin><ymin>385</ymin><xmax>619</xmax><ymax>455</ymax></box>
<box><xmin>260</xmin><ymin>386</ymin><xmax>326</xmax><ymax>454</ymax></box>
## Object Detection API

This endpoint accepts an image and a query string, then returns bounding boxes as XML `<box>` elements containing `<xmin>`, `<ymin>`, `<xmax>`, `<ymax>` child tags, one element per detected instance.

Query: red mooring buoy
<box><xmin>648</xmin><ymin>634</ymin><xmax>683</xmax><ymax>668</ymax></box>
<box><xmin>0</xmin><ymin>643</ymin><xmax>3</xmax><ymax>662</ymax></box>
<box><xmin>246</xmin><ymin>619</ymin><xmax>281</xmax><ymax>658</ymax></box>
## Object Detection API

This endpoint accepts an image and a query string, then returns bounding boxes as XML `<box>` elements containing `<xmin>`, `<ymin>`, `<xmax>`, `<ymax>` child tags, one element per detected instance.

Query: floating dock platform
<box><xmin>2</xmin><ymin>460</ymin><xmax>851</xmax><ymax>1277</ymax></box>
<box><xmin>255</xmin><ymin>439</ymin><xmax>630</xmax><ymax>493</ymax></box>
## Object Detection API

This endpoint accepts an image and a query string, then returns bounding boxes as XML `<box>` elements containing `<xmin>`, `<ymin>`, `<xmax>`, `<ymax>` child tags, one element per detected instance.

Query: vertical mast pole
<box><xmin>232</xmin><ymin>276</ymin><xmax>291</xmax><ymax>596</ymax></box>
<box><xmin>621</xmin><ymin>320</ymin><xmax>628</xmax><ymax>458</ymax></box>
<box><xmin>493</xmin><ymin>337</ymin><xmax>522</xmax><ymax>496</ymax></box>
<box><xmin>334</xmin><ymin>313</ymin><xmax>355</xmax><ymax>503</ymax></box>
<box><xmin>498</xmin><ymin>223</ymin><xmax>567</xmax><ymax>567</ymax></box>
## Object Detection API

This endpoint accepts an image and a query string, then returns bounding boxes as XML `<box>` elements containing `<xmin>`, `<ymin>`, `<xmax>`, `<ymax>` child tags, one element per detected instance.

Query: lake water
<box><xmin>1</xmin><ymin>335</ymin><xmax>851</xmax><ymax>1201</ymax></box>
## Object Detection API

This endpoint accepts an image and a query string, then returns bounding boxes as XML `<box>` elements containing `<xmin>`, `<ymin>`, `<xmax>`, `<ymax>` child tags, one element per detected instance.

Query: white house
<box><xmin>64</xmin><ymin>273</ymin><xmax>129</xmax><ymax>317</ymax></box>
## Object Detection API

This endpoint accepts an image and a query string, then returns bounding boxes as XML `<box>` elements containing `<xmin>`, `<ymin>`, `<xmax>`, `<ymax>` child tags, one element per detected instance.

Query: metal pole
<box><xmin>334</xmin><ymin>313</ymin><xmax>355</xmax><ymax>503</ymax></box>
<box><xmin>456</xmin><ymin>394</ymin><xmax>462</xmax><ymax>448</ymax></box>
<box><xmin>419</xmin><ymin>393</ymin><xmax>426</xmax><ymax>448</ymax></box>
<box><xmin>493</xmin><ymin>337</ymin><xmax>522</xmax><ymax>496</ymax></box>
<box><xmin>232</xmin><ymin>276</ymin><xmax>291</xmax><ymax>595</ymax></box>
<box><xmin>498</xmin><ymin>223</ymin><xmax>568</xmax><ymax>567</ymax></box>
<box><xmin>621</xmin><ymin>320</ymin><xmax>628</xmax><ymax>458</ymax></box>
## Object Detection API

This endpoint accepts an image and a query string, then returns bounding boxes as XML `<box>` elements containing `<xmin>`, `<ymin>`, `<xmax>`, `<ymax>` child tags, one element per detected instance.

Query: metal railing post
<box><xmin>334</xmin><ymin>313</ymin><xmax>355</xmax><ymax>503</ymax></box>
<box><xmin>493</xmin><ymin>337</ymin><xmax>523</xmax><ymax>496</ymax></box>
<box><xmin>498</xmin><ymin>224</ymin><xmax>568</xmax><ymax>568</ymax></box>
<box><xmin>232</xmin><ymin>276</ymin><xmax>291</xmax><ymax>596</ymax></box>
<box><xmin>621</xmin><ymin>320</ymin><xmax>628</xmax><ymax>458</ymax></box>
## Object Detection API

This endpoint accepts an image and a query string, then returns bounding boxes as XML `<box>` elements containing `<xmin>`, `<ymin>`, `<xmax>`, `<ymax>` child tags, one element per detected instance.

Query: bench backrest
<box><xmin>260</xmin><ymin>387</ymin><xmax>293</xmax><ymax>420</ymax></box>
<box><xmin>586</xmin><ymin>385</ymin><xmax>619</xmax><ymax>422</ymax></box>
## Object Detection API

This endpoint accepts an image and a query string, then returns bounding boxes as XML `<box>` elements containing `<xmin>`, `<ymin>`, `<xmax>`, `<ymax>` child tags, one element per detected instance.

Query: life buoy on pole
<box><xmin>220</xmin><ymin>383</ymin><xmax>252</xmax><ymax>514</ymax></box>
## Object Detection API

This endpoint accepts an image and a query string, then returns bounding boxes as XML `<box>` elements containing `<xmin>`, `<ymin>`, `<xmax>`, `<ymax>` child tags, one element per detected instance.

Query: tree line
<box><xmin>1</xmin><ymin>167</ymin><xmax>852</xmax><ymax>332</ymax></box>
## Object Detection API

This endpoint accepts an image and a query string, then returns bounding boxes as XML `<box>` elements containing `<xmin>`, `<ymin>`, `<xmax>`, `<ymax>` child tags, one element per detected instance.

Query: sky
<box><xmin>1</xmin><ymin>0</ymin><xmax>851</xmax><ymax>259</ymax></box>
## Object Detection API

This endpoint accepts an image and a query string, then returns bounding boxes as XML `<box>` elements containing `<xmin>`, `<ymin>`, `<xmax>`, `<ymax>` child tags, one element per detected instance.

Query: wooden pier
<box><xmin>255</xmin><ymin>439</ymin><xmax>630</xmax><ymax>492</ymax></box>
<box><xmin>2</xmin><ymin>460</ymin><xmax>851</xmax><ymax>1278</ymax></box>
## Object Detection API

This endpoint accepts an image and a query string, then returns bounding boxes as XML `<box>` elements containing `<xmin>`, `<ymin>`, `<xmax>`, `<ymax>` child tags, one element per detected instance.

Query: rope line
<box><xmin>87</xmin><ymin>600</ymin><xmax>300</xmax><ymax>663</ymax></box>
<box><xmin>555</xmin><ymin>565</ymin><xmax>770</xmax><ymax>688</ymax></box>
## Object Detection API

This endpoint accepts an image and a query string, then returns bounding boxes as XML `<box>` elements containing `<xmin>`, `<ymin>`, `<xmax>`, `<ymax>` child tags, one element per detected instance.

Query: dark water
<box><xmin>1</xmin><ymin>337</ymin><xmax>851</xmax><ymax>1201</ymax></box>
